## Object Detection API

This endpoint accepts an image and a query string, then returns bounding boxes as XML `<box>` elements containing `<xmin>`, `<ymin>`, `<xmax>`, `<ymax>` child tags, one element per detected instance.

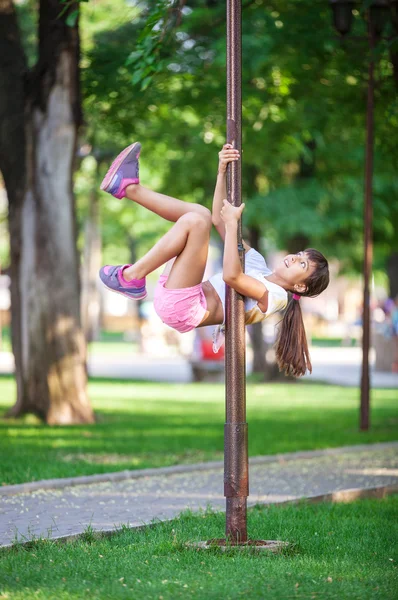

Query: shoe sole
<box><xmin>100</xmin><ymin>142</ymin><xmax>141</xmax><ymax>192</ymax></box>
<box><xmin>101</xmin><ymin>280</ymin><xmax>147</xmax><ymax>301</ymax></box>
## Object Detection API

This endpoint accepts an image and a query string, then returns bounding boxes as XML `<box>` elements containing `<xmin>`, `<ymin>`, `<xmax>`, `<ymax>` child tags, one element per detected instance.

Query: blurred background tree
<box><xmin>0</xmin><ymin>0</ymin><xmax>92</xmax><ymax>424</ymax></box>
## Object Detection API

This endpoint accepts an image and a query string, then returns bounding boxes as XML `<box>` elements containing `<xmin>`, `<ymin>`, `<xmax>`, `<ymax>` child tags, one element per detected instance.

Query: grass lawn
<box><xmin>0</xmin><ymin>376</ymin><xmax>397</xmax><ymax>485</ymax></box>
<box><xmin>0</xmin><ymin>328</ymin><xmax>137</xmax><ymax>356</ymax></box>
<box><xmin>1</xmin><ymin>496</ymin><xmax>397</xmax><ymax>599</ymax></box>
<box><xmin>310</xmin><ymin>337</ymin><xmax>356</xmax><ymax>347</ymax></box>
<box><xmin>0</xmin><ymin>325</ymin><xmax>354</xmax><ymax>353</ymax></box>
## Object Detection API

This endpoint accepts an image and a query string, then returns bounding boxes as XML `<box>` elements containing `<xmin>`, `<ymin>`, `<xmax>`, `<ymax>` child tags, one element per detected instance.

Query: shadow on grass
<box><xmin>0</xmin><ymin>376</ymin><xmax>397</xmax><ymax>484</ymax></box>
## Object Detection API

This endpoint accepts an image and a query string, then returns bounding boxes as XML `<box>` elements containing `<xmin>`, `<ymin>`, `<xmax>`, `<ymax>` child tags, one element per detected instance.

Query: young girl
<box><xmin>99</xmin><ymin>142</ymin><xmax>330</xmax><ymax>377</ymax></box>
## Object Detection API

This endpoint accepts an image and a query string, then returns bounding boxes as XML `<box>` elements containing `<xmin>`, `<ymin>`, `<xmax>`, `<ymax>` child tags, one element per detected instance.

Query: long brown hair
<box><xmin>275</xmin><ymin>249</ymin><xmax>330</xmax><ymax>377</ymax></box>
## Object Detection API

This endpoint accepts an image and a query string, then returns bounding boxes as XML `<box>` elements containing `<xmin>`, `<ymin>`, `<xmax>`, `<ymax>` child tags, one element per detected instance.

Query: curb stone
<box><xmin>1</xmin><ymin>482</ymin><xmax>397</xmax><ymax>552</ymax></box>
<box><xmin>1</xmin><ymin>441</ymin><xmax>398</xmax><ymax>497</ymax></box>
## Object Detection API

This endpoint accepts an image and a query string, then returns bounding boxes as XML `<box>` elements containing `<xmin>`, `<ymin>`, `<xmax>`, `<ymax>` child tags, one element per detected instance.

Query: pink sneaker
<box><xmin>99</xmin><ymin>264</ymin><xmax>147</xmax><ymax>300</ymax></box>
<box><xmin>100</xmin><ymin>142</ymin><xmax>141</xmax><ymax>199</ymax></box>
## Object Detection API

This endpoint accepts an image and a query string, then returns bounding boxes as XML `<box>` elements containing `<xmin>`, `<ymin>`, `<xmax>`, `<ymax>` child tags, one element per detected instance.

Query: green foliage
<box><xmin>14</xmin><ymin>0</ymin><xmax>38</xmax><ymax>67</ymax></box>
<box><xmin>125</xmin><ymin>0</ymin><xmax>182</xmax><ymax>91</ymax></box>
<box><xmin>59</xmin><ymin>0</ymin><xmax>89</xmax><ymax>26</ymax></box>
<box><xmin>76</xmin><ymin>0</ymin><xmax>398</xmax><ymax>275</ymax></box>
<box><xmin>9</xmin><ymin>0</ymin><xmax>398</xmax><ymax>276</ymax></box>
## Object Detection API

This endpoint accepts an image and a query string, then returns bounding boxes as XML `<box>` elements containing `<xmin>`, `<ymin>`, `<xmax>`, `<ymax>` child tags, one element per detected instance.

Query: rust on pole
<box><xmin>360</xmin><ymin>24</ymin><xmax>375</xmax><ymax>431</ymax></box>
<box><xmin>225</xmin><ymin>0</ymin><xmax>248</xmax><ymax>543</ymax></box>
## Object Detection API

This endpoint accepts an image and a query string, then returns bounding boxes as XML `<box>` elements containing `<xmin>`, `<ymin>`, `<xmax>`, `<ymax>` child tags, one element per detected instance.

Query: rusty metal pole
<box><xmin>224</xmin><ymin>0</ymin><xmax>248</xmax><ymax>544</ymax></box>
<box><xmin>360</xmin><ymin>24</ymin><xmax>375</xmax><ymax>431</ymax></box>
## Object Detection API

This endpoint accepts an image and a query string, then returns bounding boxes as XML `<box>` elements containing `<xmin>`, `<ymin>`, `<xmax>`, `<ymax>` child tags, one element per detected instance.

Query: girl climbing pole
<box><xmin>99</xmin><ymin>142</ymin><xmax>330</xmax><ymax>377</ymax></box>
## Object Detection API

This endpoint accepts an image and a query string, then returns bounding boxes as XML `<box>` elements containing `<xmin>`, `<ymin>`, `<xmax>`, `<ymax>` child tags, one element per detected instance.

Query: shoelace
<box><xmin>112</xmin><ymin>266</ymin><xmax>120</xmax><ymax>280</ymax></box>
<box><xmin>212</xmin><ymin>324</ymin><xmax>226</xmax><ymax>353</ymax></box>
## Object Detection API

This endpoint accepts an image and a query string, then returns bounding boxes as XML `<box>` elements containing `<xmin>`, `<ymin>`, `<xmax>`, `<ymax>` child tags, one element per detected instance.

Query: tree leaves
<box><xmin>79</xmin><ymin>0</ymin><xmax>398</xmax><ymax>274</ymax></box>
<box><xmin>125</xmin><ymin>0</ymin><xmax>184</xmax><ymax>91</ymax></box>
<box><xmin>66</xmin><ymin>9</ymin><xmax>79</xmax><ymax>27</ymax></box>
<box><xmin>59</xmin><ymin>0</ymin><xmax>89</xmax><ymax>25</ymax></box>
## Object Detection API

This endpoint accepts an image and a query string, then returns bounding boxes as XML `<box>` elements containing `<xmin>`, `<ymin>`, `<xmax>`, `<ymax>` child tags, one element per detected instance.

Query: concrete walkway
<box><xmin>1</xmin><ymin>442</ymin><xmax>397</xmax><ymax>549</ymax></box>
<box><xmin>1</xmin><ymin>347</ymin><xmax>397</xmax><ymax>386</ymax></box>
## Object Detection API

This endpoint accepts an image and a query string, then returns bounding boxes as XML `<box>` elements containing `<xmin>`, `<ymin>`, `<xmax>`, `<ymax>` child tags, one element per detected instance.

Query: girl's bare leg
<box><xmin>125</xmin><ymin>184</ymin><xmax>210</xmax><ymax>223</ymax></box>
<box><xmin>124</xmin><ymin>211</ymin><xmax>211</xmax><ymax>289</ymax></box>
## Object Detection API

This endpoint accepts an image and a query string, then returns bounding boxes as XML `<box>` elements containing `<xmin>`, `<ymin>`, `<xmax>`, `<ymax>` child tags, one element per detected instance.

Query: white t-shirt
<box><xmin>208</xmin><ymin>247</ymin><xmax>288</xmax><ymax>325</ymax></box>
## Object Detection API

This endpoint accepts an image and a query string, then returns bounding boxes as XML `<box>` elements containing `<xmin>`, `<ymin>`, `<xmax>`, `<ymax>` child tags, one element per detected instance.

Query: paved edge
<box><xmin>1</xmin><ymin>441</ymin><xmax>397</xmax><ymax>498</ymax></box>
<box><xmin>1</xmin><ymin>483</ymin><xmax>397</xmax><ymax>551</ymax></box>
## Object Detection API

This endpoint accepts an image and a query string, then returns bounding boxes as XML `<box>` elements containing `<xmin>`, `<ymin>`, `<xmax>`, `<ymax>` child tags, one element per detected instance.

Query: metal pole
<box><xmin>224</xmin><ymin>0</ymin><xmax>248</xmax><ymax>543</ymax></box>
<box><xmin>360</xmin><ymin>25</ymin><xmax>375</xmax><ymax>431</ymax></box>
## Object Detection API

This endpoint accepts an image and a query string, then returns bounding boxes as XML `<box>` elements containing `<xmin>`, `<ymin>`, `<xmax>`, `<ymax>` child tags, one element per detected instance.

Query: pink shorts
<box><xmin>153</xmin><ymin>275</ymin><xmax>207</xmax><ymax>333</ymax></box>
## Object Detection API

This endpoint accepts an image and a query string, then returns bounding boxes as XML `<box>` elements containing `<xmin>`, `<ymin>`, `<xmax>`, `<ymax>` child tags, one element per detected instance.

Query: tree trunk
<box><xmin>81</xmin><ymin>171</ymin><xmax>102</xmax><ymax>343</ymax></box>
<box><xmin>0</xmin><ymin>0</ymin><xmax>26</xmax><ymax>409</ymax></box>
<box><xmin>388</xmin><ymin>7</ymin><xmax>398</xmax><ymax>296</ymax></box>
<box><xmin>127</xmin><ymin>233</ymin><xmax>143</xmax><ymax>348</ymax></box>
<box><xmin>287</xmin><ymin>233</ymin><xmax>311</xmax><ymax>254</ymax></box>
<box><xmin>0</xmin><ymin>0</ymin><xmax>92</xmax><ymax>424</ymax></box>
<box><xmin>285</xmin><ymin>140</ymin><xmax>314</xmax><ymax>253</ymax></box>
<box><xmin>387</xmin><ymin>253</ymin><xmax>398</xmax><ymax>299</ymax></box>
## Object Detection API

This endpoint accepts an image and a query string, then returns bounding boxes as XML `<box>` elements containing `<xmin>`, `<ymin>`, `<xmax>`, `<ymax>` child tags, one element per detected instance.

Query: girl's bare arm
<box><xmin>212</xmin><ymin>144</ymin><xmax>251</xmax><ymax>251</ymax></box>
<box><xmin>211</xmin><ymin>169</ymin><xmax>228</xmax><ymax>241</ymax></box>
<box><xmin>221</xmin><ymin>201</ymin><xmax>269</xmax><ymax>312</ymax></box>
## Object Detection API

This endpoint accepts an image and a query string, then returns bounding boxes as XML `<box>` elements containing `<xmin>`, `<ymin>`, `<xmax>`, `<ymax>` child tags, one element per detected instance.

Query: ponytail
<box><xmin>274</xmin><ymin>248</ymin><xmax>330</xmax><ymax>377</ymax></box>
<box><xmin>275</xmin><ymin>296</ymin><xmax>312</xmax><ymax>378</ymax></box>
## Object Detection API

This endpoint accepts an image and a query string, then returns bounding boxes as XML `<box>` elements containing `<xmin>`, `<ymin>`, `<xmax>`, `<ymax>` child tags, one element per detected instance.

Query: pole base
<box><xmin>187</xmin><ymin>539</ymin><xmax>288</xmax><ymax>553</ymax></box>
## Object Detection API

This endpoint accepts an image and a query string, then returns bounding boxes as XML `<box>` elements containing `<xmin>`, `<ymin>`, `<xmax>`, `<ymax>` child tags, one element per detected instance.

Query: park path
<box><xmin>1</xmin><ymin>347</ymin><xmax>398</xmax><ymax>386</ymax></box>
<box><xmin>1</xmin><ymin>442</ymin><xmax>397</xmax><ymax>548</ymax></box>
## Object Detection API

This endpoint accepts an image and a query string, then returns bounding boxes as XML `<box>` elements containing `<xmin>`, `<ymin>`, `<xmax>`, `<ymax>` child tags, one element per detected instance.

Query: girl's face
<box><xmin>274</xmin><ymin>251</ymin><xmax>316</xmax><ymax>293</ymax></box>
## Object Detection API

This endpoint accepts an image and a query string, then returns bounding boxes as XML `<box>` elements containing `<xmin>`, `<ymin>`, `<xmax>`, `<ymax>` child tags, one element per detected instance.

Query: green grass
<box><xmin>0</xmin><ymin>328</ymin><xmax>356</xmax><ymax>354</ymax></box>
<box><xmin>87</xmin><ymin>329</ymin><xmax>139</xmax><ymax>355</ymax></box>
<box><xmin>310</xmin><ymin>337</ymin><xmax>356</xmax><ymax>348</ymax></box>
<box><xmin>0</xmin><ymin>376</ymin><xmax>397</xmax><ymax>485</ymax></box>
<box><xmin>0</xmin><ymin>327</ymin><xmax>138</xmax><ymax>356</ymax></box>
<box><xmin>0</xmin><ymin>325</ymin><xmax>11</xmax><ymax>352</ymax></box>
<box><xmin>1</xmin><ymin>496</ymin><xmax>397</xmax><ymax>599</ymax></box>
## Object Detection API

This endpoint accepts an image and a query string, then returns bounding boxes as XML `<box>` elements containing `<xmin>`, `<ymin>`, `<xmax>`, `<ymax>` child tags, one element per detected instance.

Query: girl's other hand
<box><xmin>218</xmin><ymin>143</ymin><xmax>240</xmax><ymax>174</ymax></box>
<box><xmin>220</xmin><ymin>198</ymin><xmax>245</xmax><ymax>224</ymax></box>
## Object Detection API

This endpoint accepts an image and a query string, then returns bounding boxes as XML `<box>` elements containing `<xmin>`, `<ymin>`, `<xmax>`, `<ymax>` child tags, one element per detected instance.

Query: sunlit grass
<box><xmin>1</xmin><ymin>496</ymin><xmax>397</xmax><ymax>599</ymax></box>
<box><xmin>0</xmin><ymin>376</ymin><xmax>397</xmax><ymax>485</ymax></box>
